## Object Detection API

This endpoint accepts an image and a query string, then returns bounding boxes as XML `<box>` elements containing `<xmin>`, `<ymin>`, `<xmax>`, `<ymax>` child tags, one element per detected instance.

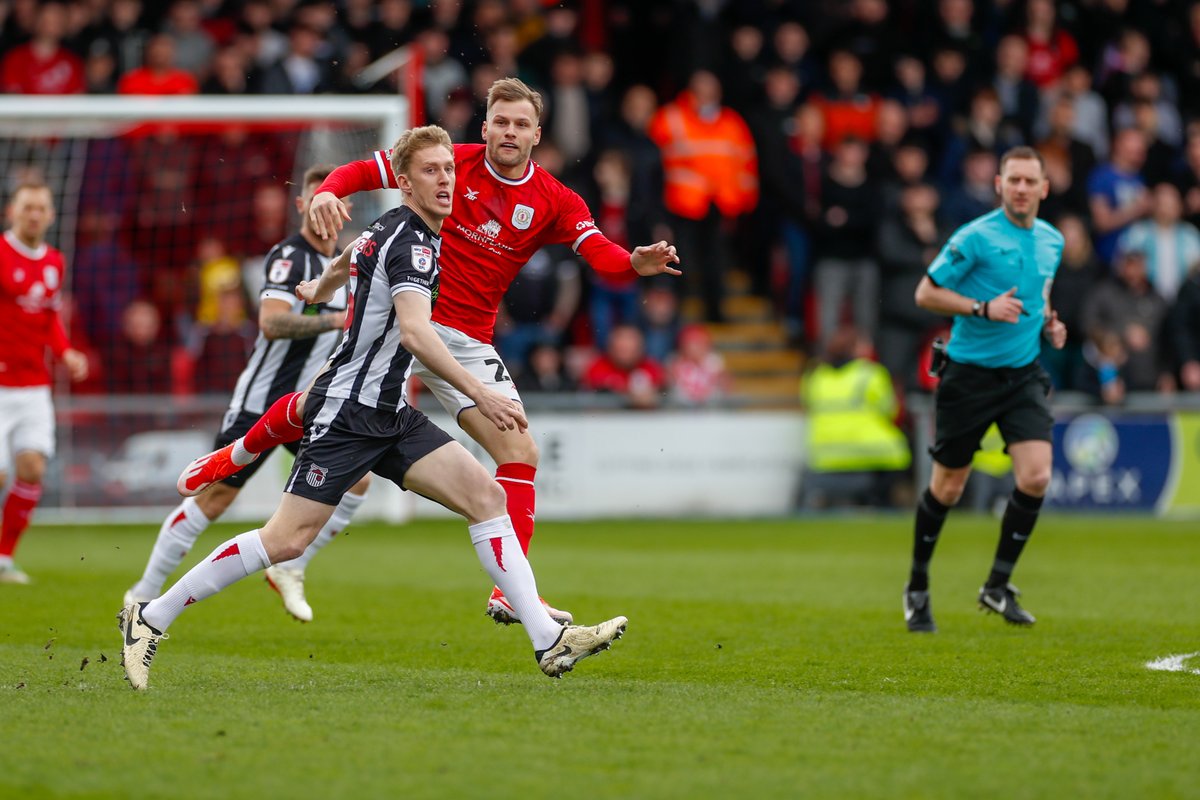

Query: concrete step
<box><xmin>706</xmin><ymin>321</ymin><xmax>788</xmax><ymax>348</ymax></box>
<box><xmin>730</xmin><ymin>374</ymin><xmax>801</xmax><ymax>399</ymax></box>
<box><xmin>721</xmin><ymin>349</ymin><xmax>804</xmax><ymax>375</ymax></box>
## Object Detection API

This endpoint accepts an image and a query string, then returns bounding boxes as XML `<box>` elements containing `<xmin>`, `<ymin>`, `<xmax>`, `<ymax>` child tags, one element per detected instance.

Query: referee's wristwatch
<box><xmin>971</xmin><ymin>300</ymin><xmax>984</xmax><ymax>317</ymax></box>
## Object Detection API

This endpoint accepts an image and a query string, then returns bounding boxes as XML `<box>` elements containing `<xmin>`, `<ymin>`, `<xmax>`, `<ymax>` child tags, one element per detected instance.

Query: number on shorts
<box><xmin>483</xmin><ymin>358</ymin><xmax>510</xmax><ymax>383</ymax></box>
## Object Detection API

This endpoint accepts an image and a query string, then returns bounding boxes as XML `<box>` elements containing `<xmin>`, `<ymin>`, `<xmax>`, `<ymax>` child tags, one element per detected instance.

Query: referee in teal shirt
<box><xmin>904</xmin><ymin>146</ymin><xmax>1067</xmax><ymax>632</ymax></box>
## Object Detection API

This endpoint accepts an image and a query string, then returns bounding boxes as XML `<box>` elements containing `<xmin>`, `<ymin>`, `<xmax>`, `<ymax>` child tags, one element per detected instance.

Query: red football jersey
<box><xmin>0</xmin><ymin>232</ymin><xmax>71</xmax><ymax>387</ymax></box>
<box><xmin>359</xmin><ymin>143</ymin><xmax>630</xmax><ymax>343</ymax></box>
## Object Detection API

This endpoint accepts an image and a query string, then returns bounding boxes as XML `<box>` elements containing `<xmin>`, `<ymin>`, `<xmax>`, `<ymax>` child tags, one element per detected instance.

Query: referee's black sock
<box><xmin>985</xmin><ymin>488</ymin><xmax>1044</xmax><ymax>589</ymax></box>
<box><xmin>909</xmin><ymin>488</ymin><xmax>950</xmax><ymax>592</ymax></box>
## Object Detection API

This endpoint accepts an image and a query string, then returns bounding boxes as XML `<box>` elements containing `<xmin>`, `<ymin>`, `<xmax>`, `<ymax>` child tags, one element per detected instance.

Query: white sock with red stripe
<box><xmin>278</xmin><ymin>489</ymin><xmax>367</xmax><ymax>571</ymax></box>
<box><xmin>468</xmin><ymin>516</ymin><xmax>561</xmax><ymax>651</ymax></box>
<box><xmin>131</xmin><ymin>497</ymin><xmax>211</xmax><ymax>599</ymax></box>
<box><xmin>141</xmin><ymin>530</ymin><xmax>271</xmax><ymax>632</ymax></box>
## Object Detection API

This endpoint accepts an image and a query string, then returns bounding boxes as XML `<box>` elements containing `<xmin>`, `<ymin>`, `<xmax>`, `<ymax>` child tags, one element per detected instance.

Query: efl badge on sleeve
<box><xmin>512</xmin><ymin>204</ymin><xmax>535</xmax><ymax>230</ymax></box>
<box><xmin>411</xmin><ymin>245</ymin><xmax>434</xmax><ymax>273</ymax></box>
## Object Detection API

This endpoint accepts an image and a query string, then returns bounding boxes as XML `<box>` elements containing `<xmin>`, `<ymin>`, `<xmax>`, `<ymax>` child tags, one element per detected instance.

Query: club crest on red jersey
<box><xmin>411</xmin><ymin>245</ymin><xmax>434</xmax><ymax>272</ymax></box>
<box><xmin>512</xmin><ymin>204</ymin><xmax>535</xmax><ymax>230</ymax></box>
<box><xmin>306</xmin><ymin>465</ymin><xmax>328</xmax><ymax>487</ymax></box>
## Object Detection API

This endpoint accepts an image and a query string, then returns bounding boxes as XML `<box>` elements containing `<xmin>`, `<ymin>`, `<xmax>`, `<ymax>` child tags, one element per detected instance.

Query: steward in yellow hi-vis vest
<box><xmin>801</xmin><ymin>346</ymin><xmax>911</xmax><ymax>474</ymax></box>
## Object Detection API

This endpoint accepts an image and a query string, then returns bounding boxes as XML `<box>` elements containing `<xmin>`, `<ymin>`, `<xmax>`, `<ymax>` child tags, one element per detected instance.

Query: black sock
<box><xmin>986</xmin><ymin>488</ymin><xmax>1043</xmax><ymax>589</ymax></box>
<box><xmin>909</xmin><ymin>488</ymin><xmax>949</xmax><ymax>591</ymax></box>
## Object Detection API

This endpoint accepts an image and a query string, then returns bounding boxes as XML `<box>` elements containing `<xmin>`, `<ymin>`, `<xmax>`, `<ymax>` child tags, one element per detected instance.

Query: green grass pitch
<box><xmin>1</xmin><ymin>515</ymin><xmax>1198</xmax><ymax>799</ymax></box>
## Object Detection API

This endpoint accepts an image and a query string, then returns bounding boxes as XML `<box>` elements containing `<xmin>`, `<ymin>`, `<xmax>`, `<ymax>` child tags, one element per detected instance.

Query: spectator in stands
<box><xmin>0</xmin><ymin>2</ymin><xmax>84</xmax><ymax>95</ymax></box>
<box><xmin>163</xmin><ymin>0</ymin><xmax>214</xmax><ymax>79</ymax></box>
<box><xmin>668</xmin><ymin>324</ymin><xmax>729</xmax><ymax>408</ymax></box>
<box><xmin>940</xmin><ymin>146</ymin><xmax>997</xmax><ymax>230</ymax></box>
<box><xmin>1081</xmin><ymin>248</ymin><xmax>1172</xmax><ymax>395</ymax></box>
<box><xmin>84</xmin><ymin>0</ymin><xmax>150</xmax><ymax>84</ymax></box>
<box><xmin>928</xmin><ymin>43</ymin><xmax>973</xmax><ymax>126</ymax></box>
<box><xmin>543</xmin><ymin>48</ymin><xmax>593</xmax><ymax>169</ymax></box>
<box><xmin>73</xmin><ymin>210</ymin><xmax>141</xmax><ymax>350</ymax></box>
<box><xmin>1018</xmin><ymin>0</ymin><xmax>1079</xmax><ymax>90</ymax></box>
<box><xmin>257</xmin><ymin>22</ymin><xmax>330</xmax><ymax>94</ymax></box>
<box><xmin>720</xmin><ymin>24</ymin><xmax>767</xmax><ymax>118</ymax></box>
<box><xmin>105</xmin><ymin>299</ymin><xmax>173</xmax><ymax>394</ymax></box>
<box><xmin>202</xmin><ymin>46</ymin><xmax>252</xmax><ymax>95</ymax></box>
<box><xmin>876</xmin><ymin>182</ymin><xmax>947</xmax><ymax>391</ymax></box>
<box><xmin>1035</xmin><ymin>94</ymin><xmax>1096</xmax><ymax>210</ymax></box>
<box><xmin>496</xmin><ymin>245</ymin><xmax>581</xmax><ymax>379</ymax></box>
<box><xmin>867</xmin><ymin>99</ymin><xmax>911</xmax><ymax>183</ymax></box>
<box><xmin>418</xmin><ymin>27</ymin><xmax>467</xmax><ymax>122</ymax></box>
<box><xmin>1172</xmin><ymin>2</ymin><xmax>1200</xmax><ymax>120</ymax></box>
<box><xmin>434</xmin><ymin>86</ymin><xmax>476</xmax><ymax>143</ymax></box>
<box><xmin>601</xmin><ymin>84</ymin><xmax>668</xmax><ymax>248</ymax></box>
<box><xmin>1096</xmin><ymin>27</ymin><xmax>1152</xmax><ymax>108</ymax></box>
<box><xmin>1119</xmin><ymin>183</ymin><xmax>1200</xmax><ymax>302</ymax></box>
<box><xmin>938</xmin><ymin>87</ymin><xmax>1023</xmax><ymax>186</ymax></box>
<box><xmin>1113</xmin><ymin>72</ymin><xmax>1184</xmax><ymax>150</ymax></box>
<box><xmin>648</xmin><ymin>69</ymin><xmax>758</xmax><ymax>323</ymax></box>
<box><xmin>1126</xmin><ymin>100</ymin><xmax>1180</xmax><ymax>187</ymax></box>
<box><xmin>888</xmin><ymin>53</ymin><xmax>942</xmax><ymax>140</ymax></box>
<box><xmin>1048</xmin><ymin>63</ymin><xmax>1110</xmax><ymax>160</ymax></box>
<box><xmin>1042</xmin><ymin>213</ymin><xmax>1102</xmax><ymax>391</ymax></box>
<box><xmin>799</xmin><ymin>325</ymin><xmax>910</xmax><ymax>509</ymax></box>
<box><xmin>813</xmin><ymin>135</ymin><xmax>880</xmax><ymax>347</ymax></box>
<box><xmin>580</xmin><ymin>323</ymin><xmax>667</xmax><ymax>410</ymax></box>
<box><xmin>810</xmin><ymin>49</ymin><xmax>880</xmax><ymax>152</ymax></box>
<box><xmin>117</xmin><ymin>34</ymin><xmax>198</xmax><ymax>95</ymax></box>
<box><xmin>991</xmin><ymin>35</ymin><xmax>1039</xmax><ymax>143</ymax></box>
<box><xmin>1168</xmin><ymin>262</ymin><xmax>1200</xmax><ymax>393</ymax></box>
<box><xmin>522</xmin><ymin>341</ymin><xmax>576</xmax><ymax>394</ymax></box>
<box><xmin>1176</xmin><ymin>127</ymin><xmax>1200</xmax><ymax>230</ymax></box>
<box><xmin>585</xmin><ymin>149</ymin><xmax>638</xmax><ymax>351</ymax></box>
<box><xmin>1088</xmin><ymin>127</ymin><xmax>1153</xmax><ymax>267</ymax></box>
<box><xmin>186</xmin><ymin>283</ymin><xmax>255</xmax><ymax>395</ymax></box>
<box><xmin>639</xmin><ymin>282</ymin><xmax>680</xmax><ymax>365</ymax></box>
<box><xmin>239</xmin><ymin>0</ymin><xmax>289</xmax><ymax>71</ymax></box>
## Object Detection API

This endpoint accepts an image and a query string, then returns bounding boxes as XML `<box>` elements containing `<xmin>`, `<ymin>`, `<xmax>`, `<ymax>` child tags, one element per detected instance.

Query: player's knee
<box><xmin>15</xmin><ymin>459</ymin><xmax>45</xmax><ymax>484</ymax></box>
<box><xmin>466</xmin><ymin>479</ymin><xmax>508</xmax><ymax>523</ymax></box>
<box><xmin>930</xmin><ymin>477</ymin><xmax>967</xmax><ymax>507</ymax></box>
<box><xmin>1017</xmin><ymin>467</ymin><xmax>1051</xmax><ymax>497</ymax></box>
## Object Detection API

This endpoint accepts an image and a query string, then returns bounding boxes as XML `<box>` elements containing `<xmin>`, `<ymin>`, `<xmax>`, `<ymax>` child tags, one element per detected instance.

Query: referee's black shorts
<box><xmin>213</xmin><ymin>408</ymin><xmax>302</xmax><ymax>489</ymax></box>
<box><xmin>930</xmin><ymin>359</ymin><xmax>1054</xmax><ymax>469</ymax></box>
<box><xmin>284</xmin><ymin>393</ymin><xmax>455</xmax><ymax>506</ymax></box>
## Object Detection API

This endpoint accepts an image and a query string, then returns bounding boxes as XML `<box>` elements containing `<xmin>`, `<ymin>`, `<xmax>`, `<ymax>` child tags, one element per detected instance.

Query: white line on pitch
<box><xmin>1145</xmin><ymin>652</ymin><xmax>1200</xmax><ymax>674</ymax></box>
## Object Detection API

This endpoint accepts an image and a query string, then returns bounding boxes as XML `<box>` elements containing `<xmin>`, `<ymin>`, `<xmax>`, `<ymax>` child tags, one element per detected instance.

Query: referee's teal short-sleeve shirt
<box><xmin>927</xmin><ymin>208</ymin><xmax>1065</xmax><ymax>368</ymax></box>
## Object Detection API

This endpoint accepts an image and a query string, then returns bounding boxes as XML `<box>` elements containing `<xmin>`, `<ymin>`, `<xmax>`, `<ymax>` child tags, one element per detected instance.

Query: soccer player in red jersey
<box><xmin>0</xmin><ymin>183</ymin><xmax>88</xmax><ymax>583</ymax></box>
<box><xmin>178</xmin><ymin>78</ymin><xmax>681</xmax><ymax>625</ymax></box>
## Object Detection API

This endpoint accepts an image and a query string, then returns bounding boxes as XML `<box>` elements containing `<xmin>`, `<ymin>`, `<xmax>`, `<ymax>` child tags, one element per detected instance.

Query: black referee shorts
<box><xmin>930</xmin><ymin>359</ymin><xmax>1054</xmax><ymax>469</ymax></box>
<box><xmin>213</xmin><ymin>408</ymin><xmax>302</xmax><ymax>489</ymax></box>
<box><xmin>285</xmin><ymin>394</ymin><xmax>455</xmax><ymax>506</ymax></box>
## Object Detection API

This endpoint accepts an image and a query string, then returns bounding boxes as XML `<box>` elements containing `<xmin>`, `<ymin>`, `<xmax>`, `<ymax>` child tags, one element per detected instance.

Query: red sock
<box><xmin>243</xmin><ymin>391</ymin><xmax>305</xmax><ymax>454</ymax></box>
<box><xmin>495</xmin><ymin>463</ymin><xmax>536</xmax><ymax>555</ymax></box>
<box><xmin>0</xmin><ymin>480</ymin><xmax>42</xmax><ymax>558</ymax></box>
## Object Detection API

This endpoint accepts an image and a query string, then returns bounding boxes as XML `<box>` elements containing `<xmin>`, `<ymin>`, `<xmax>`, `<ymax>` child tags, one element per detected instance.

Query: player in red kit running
<box><xmin>177</xmin><ymin>78</ymin><xmax>681</xmax><ymax>625</ymax></box>
<box><xmin>0</xmin><ymin>183</ymin><xmax>88</xmax><ymax>584</ymax></box>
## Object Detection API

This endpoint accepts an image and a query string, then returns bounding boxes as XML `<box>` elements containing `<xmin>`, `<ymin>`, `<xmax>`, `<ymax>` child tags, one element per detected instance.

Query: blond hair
<box><xmin>389</xmin><ymin>125</ymin><xmax>454</xmax><ymax>179</ymax></box>
<box><xmin>486</xmin><ymin>77</ymin><xmax>544</xmax><ymax>122</ymax></box>
<box><xmin>9</xmin><ymin>181</ymin><xmax>53</xmax><ymax>208</ymax></box>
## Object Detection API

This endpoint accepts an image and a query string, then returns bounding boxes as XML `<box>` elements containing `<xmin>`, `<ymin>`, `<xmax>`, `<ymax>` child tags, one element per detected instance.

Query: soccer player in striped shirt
<box><xmin>119</xmin><ymin>126</ymin><xmax>627</xmax><ymax>690</ymax></box>
<box><xmin>123</xmin><ymin>166</ymin><xmax>364</xmax><ymax>622</ymax></box>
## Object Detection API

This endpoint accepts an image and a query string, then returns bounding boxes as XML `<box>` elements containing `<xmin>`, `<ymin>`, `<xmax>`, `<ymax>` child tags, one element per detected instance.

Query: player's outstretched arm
<box><xmin>393</xmin><ymin>292</ymin><xmax>528</xmax><ymax>433</ymax></box>
<box><xmin>630</xmin><ymin>241</ymin><xmax>682</xmax><ymax>277</ymax></box>
<box><xmin>309</xmin><ymin>157</ymin><xmax>394</xmax><ymax>239</ymax></box>
<box><xmin>259</xmin><ymin>298</ymin><xmax>345</xmax><ymax>341</ymax></box>
<box><xmin>296</xmin><ymin>244</ymin><xmax>353</xmax><ymax>305</ymax></box>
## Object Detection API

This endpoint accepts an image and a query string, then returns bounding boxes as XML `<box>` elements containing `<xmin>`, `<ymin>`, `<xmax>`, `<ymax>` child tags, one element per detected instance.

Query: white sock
<box><xmin>132</xmin><ymin>497</ymin><xmax>211</xmax><ymax>598</ymax></box>
<box><xmin>278</xmin><ymin>489</ymin><xmax>366</xmax><ymax>571</ymax></box>
<box><xmin>141</xmin><ymin>530</ymin><xmax>271</xmax><ymax>632</ymax></box>
<box><xmin>469</xmin><ymin>516</ymin><xmax>561</xmax><ymax>651</ymax></box>
<box><xmin>230</xmin><ymin>437</ymin><xmax>255</xmax><ymax>466</ymax></box>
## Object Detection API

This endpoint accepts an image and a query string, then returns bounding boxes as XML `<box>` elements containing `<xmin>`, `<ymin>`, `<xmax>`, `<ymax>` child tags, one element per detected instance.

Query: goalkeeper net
<box><xmin>0</xmin><ymin>96</ymin><xmax>407</xmax><ymax>521</ymax></box>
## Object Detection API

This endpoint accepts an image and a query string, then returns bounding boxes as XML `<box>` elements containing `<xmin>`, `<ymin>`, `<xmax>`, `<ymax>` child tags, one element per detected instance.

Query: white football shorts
<box><xmin>0</xmin><ymin>385</ymin><xmax>56</xmax><ymax>466</ymax></box>
<box><xmin>413</xmin><ymin>322</ymin><xmax>522</xmax><ymax>418</ymax></box>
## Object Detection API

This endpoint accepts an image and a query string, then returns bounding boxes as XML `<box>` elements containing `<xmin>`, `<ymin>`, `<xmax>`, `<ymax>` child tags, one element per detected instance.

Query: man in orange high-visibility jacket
<box><xmin>649</xmin><ymin>70</ymin><xmax>758</xmax><ymax>322</ymax></box>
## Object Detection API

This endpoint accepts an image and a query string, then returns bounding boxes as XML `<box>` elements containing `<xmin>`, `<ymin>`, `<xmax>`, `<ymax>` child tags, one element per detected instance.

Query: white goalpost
<box><xmin>0</xmin><ymin>95</ymin><xmax>410</xmax><ymax>522</ymax></box>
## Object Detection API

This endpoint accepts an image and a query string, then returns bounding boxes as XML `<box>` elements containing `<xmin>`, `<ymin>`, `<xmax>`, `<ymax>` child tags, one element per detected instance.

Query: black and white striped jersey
<box><xmin>310</xmin><ymin>206</ymin><xmax>442</xmax><ymax>413</ymax></box>
<box><xmin>224</xmin><ymin>234</ymin><xmax>347</xmax><ymax>419</ymax></box>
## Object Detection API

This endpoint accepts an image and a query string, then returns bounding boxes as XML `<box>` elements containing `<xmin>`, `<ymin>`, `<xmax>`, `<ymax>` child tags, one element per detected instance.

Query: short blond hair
<box><xmin>9</xmin><ymin>181</ymin><xmax>53</xmax><ymax>208</ymax></box>
<box><xmin>389</xmin><ymin>125</ymin><xmax>454</xmax><ymax>179</ymax></box>
<box><xmin>486</xmin><ymin>77</ymin><xmax>544</xmax><ymax>122</ymax></box>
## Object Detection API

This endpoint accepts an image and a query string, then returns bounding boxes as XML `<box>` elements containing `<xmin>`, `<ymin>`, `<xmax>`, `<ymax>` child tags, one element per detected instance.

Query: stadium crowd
<box><xmin>3</xmin><ymin>0</ymin><xmax>1200</xmax><ymax>408</ymax></box>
